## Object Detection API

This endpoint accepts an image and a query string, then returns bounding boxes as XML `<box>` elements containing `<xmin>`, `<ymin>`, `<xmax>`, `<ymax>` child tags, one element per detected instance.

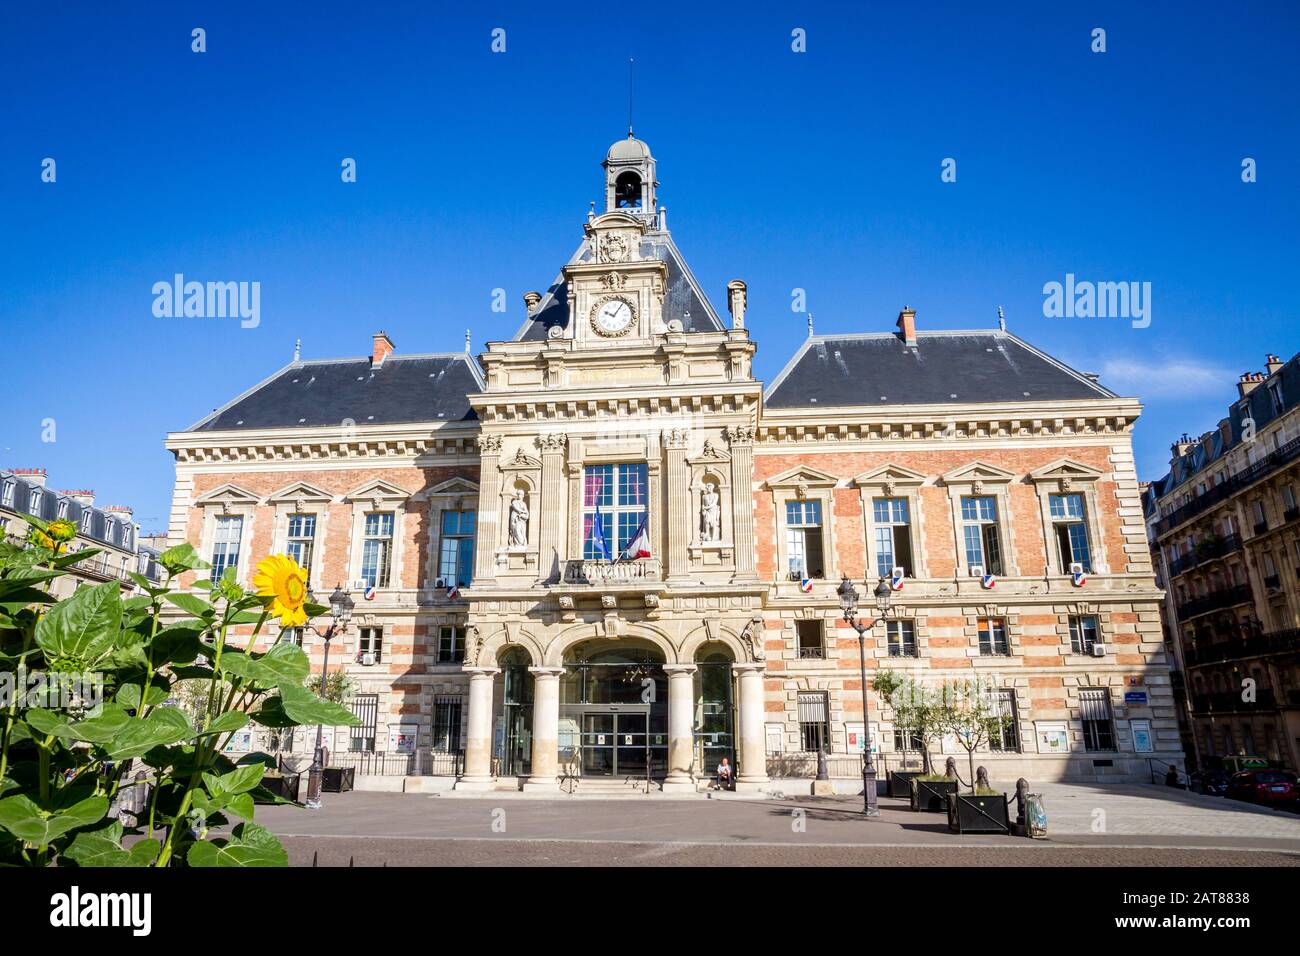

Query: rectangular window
<box><xmin>785</xmin><ymin>500</ymin><xmax>825</xmax><ymax>580</ymax></box>
<box><xmin>57</xmin><ymin>499</ymin><xmax>69</xmax><ymax>519</ymax></box>
<box><xmin>432</xmin><ymin>696</ymin><xmax>463</xmax><ymax>752</ymax></box>
<box><xmin>885</xmin><ymin>619</ymin><xmax>916</xmax><ymax>657</ymax></box>
<box><xmin>960</xmin><ymin>495</ymin><xmax>1003</xmax><ymax>575</ymax></box>
<box><xmin>1069</xmin><ymin>615</ymin><xmax>1100</xmax><ymax>655</ymax></box>
<box><xmin>1079</xmin><ymin>688</ymin><xmax>1115</xmax><ymax>752</ymax></box>
<box><xmin>978</xmin><ymin>617</ymin><xmax>1009</xmax><ymax>656</ymax></box>
<box><xmin>872</xmin><ymin>497</ymin><xmax>913</xmax><ymax>578</ymax></box>
<box><xmin>438</xmin><ymin>510</ymin><xmax>476</xmax><ymax>587</ymax></box>
<box><xmin>437</xmin><ymin>625</ymin><xmax>465</xmax><ymax>664</ymax></box>
<box><xmin>210</xmin><ymin>516</ymin><xmax>243</xmax><ymax>580</ymax></box>
<box><xmin>279</xmin><ymin>627</ymin><xmax>304</xmax><ymax>647</ymax></box>
<box><xmin>1</xmin><ymin>481</ymin><xmax>12</xmax><ymax>508</ymax></box>
<box><xmin>987</xmin><ymin>690</ymin><xmax>1020</xmax><ymax>752</ymax></box>
<box><xmin>349</xmin><ymin>694</ymin><xmax>379</xmax><ymax>752</ymax></box>
<box><xmin>1049</xmin><ymin>493</ymin><xmax>1092</xmax><ymax>572</ymax></box>
<box><xmin>583</xmin><ymin>463</ymin><xmax>647</xmax><ymax>559</ymax></box>
<box><xmin>285</xmin><ymin>514</ymin><xmax>316</xmax><ymax>581</ymax></box>
<box><xmin>797</xmin><ymin>692</ymin><xmax>829</xmax><ymax>753</ymax></box>
<box><xmin>795</xmin><ymin>620</ymin><xmax>824</xmax><ymax>659</ymax></box>
<box><xmin>360</xmin><ymin>512</ymin><xmax>394</xmax><ymax>588</ymax></box>
<box><xmin>356</xmin><ymin>626</ymin><xmax>383</xmax><ymax>664</ymax></box>
<box><xmin>29</xmin><ymin>489</ymin><xmax>41</xmax><ymax>513</ymax></box>
<box><xmin>893</xmin><ymin>729</ymin><xmax>923</xmax><ymax>752</ymax></box>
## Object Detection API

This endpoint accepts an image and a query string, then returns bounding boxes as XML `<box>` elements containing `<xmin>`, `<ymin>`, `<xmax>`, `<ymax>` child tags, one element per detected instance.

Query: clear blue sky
<box><xmin>2</xmin><ymin>1</ymin><xmax>1297</xmax><ymax>531</ymax></box>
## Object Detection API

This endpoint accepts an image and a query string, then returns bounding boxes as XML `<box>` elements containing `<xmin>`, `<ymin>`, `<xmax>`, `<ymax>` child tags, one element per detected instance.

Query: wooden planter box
<box><xmin>947</xmin><ymin>793</ymin><xmax>1011</xmax><ymax>834</ymax></box>
<box><xmin>910</xmin><ymin>778</ymin><xmax>958</xmax><ymax>812</ymax></box>
<box><xmin>256</xmin><ymin>773</ymin><xmax>300</xmax><ymax>804</ymax></box>
<box><xmin>888</xmin><ymin>770</ymin><xmax>922</xmax><ymax>799</ymax></box>
<box><xmin>322</xmin><ymin>767</ymin><xmax>355</xmax><ymax>793</ymax></box>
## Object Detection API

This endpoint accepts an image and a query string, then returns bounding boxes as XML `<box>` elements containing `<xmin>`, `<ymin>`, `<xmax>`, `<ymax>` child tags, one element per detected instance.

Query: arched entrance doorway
<box><xmin>561</xmin><ymin>638</ymin><xmax>668</xmax><ymax>778</ymax></box>
<box><xmin>695</xmin><ymin>642</ymin><xmax>736</xmax><ymax>777</ymax></box>
<box><xmin>497</xmin><ymin>646</ymin><xmax>533</xmax><ymax>778</ymax></box>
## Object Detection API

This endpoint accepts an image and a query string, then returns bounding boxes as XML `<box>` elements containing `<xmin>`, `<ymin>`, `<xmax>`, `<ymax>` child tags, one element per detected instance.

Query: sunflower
<box><xmin>27</xmin><ymin>527</ymin><xmax>56</xmax><ymax>551</ymax></box>
<box><xmin>47</xmin><ymin>519</ymin><xmax>77</xmax><ymax>543</ymax></box>
<box><xmin>253</xmin><ymin>554</ymin><xmax>309</xmax><ymax>628</ymax></box>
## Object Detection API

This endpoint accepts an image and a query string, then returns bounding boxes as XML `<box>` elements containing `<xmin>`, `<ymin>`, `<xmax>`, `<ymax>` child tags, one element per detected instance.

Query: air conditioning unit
<box><xmin>361</xmin><ymin>652</ymin><xmax>376</xmax><ymax>666</ymax></box>
<box><xmin>891</xmin><ymin>565</ymin><xmax>905</xmax><ymax>579</ymax></box>
<box><xmin>1090</xmin><ymin>643</ymin><xmax>1107</xmax><ymax>658</ymax></box>
<box><xmin>351</xmin><ymin>579</ymin><xmax>368</xmax><ymax>591</ymax></box>
<box><xmin>1069</xmin><ymin>562</ymin><xmax>1084</xmax><ymax>575</ymax></box>
<box><xmin>434</xmin><ymin>577</ymin><xmax>448</xmax><ymax>590</ymax></box>
<box><xmin>968</xmin><ymin>564</ymin><xmax>985</xmax><ymax>577</ymax></box>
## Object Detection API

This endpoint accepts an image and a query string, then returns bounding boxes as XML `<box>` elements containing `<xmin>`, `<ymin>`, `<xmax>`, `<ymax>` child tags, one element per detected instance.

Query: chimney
<box><xmin>10</xmin><ymin>468</ymin><xmax>46</xmax><ymax>487</ymax></box>
<box><xmin>371</xmin><ymin>331</ymin><xmax>395</xmax><ymax>367</ymax></box>
<box><xmin>104</xmin><ymin>505</ymin><xmax>133</xmax><ymax>522</ymax></box>
<box><xmin>60</xmin><ymin>489</ymin><xmax>95</xmax><ymax>508</ymax></box>
<box><xmin>897</xmin><ymin>306</ymin><xmax>917</xmax><ymax>347</ymax></box>
<box><xmin>726</xmin><ymin>279</ymin><xmax>747</xmax><ymax>329</ymax></box>
<box><xmin>522</xmin><ymin>291</ymin><xmax>542</xmax><ymax>315</ymax></box>
<box><xmin>1170</xmin><ymin>434</ymin><xmax>1195</xmax><ymax>463</ymax></box>
<box><xmin>1237</xmin><ymin>371</ymin><xmax>1264</xmax><ymax>399</ymax></box>
<box><xmin>1266</xmin><ymin>353</ymin><xmax>1284</xmax><ymax>375</ymax></box>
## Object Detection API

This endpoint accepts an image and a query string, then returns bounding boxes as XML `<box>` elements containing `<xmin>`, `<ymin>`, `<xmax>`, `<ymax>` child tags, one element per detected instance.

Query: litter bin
<box><xmin>1025</xmin><ymin>792</ymin><xmax>1047</xmax><ymax>838</ymax></box>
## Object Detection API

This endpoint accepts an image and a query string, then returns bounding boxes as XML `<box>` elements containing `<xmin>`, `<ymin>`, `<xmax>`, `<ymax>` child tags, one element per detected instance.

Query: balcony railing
<box><xmin>1184</xmin><ymin>627</ymin><xmax>1300</xmax><ymax>667</ymax></box>
<box><xmin>1175</xmin><ymin>583</ymin><xmax>1253</xmax><ymax>620</ymax></box>
<box><xmin>1191</xmin><ymin>689</ymin><xmax>1277</xmax><ymax>714</ymax></box>
<box><xmin>562</xmin><ymin>558</ymin><xmax>663</xmax><ymax>585</ymax></box>
<box><xmin>1155</xmin><ymin>433</ymin><xmax>1300</xmax><ymax>537</ymax></box>
<box><xmin>1167</xmin><ymin>533</ymin><xmax>1243</xmax><ymax>578</ymax></box>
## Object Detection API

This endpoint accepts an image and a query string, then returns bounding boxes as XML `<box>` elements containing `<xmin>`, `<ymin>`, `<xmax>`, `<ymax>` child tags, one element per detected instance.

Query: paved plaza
<box><xmin>256</xmin><ymin>783</ymin><xmax>1300</xmax><ymax>866</ymax></box>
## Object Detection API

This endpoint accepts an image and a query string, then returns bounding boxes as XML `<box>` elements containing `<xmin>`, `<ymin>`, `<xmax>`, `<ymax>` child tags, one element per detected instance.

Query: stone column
<box><xmin>727</xmin><ymin>425</ymin><xmax>757</xmax><ymax>580</ymax></box>
<box><xmin>473</xmin><ymin>435</ymin><xmax>503</xmax><ymax>584</ymax></box>
<box><xmin>733</xmin><ymin>662</ymin><xmax>769</xmax><ymax>791</ymax></box>
<box><xmin>664</xmin><ymin>429</ymin><xmax>690</xmax><ymax>580</ymax></box>
<box><xmin>454</xmin><ymin>667</ymin><xmax>499</xmax><ymax>790</ymax></box>
<box><xmin>662</xmin><ymin>664</ymin><xmax>698</xmax><ymax>792</ymax></box>
<box><xmin>537</xmin><ymin>434</ymin><xmax>567</xmax><ymax>583</ymax></box>
<box><xmin>522</xmin><ymin>666</ymin><xmax>565</xmax><ymax>790</ymax></box>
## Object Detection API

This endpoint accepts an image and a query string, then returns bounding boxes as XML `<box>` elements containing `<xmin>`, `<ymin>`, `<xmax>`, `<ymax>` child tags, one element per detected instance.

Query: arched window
<box><xmin>614</xmin><ymin>171</ymin><xmax>642</xmax><ymax>209</ymax></box>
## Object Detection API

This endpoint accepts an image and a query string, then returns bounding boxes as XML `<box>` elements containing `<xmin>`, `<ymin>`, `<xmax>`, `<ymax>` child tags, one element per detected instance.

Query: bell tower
<box><xmin>603</xmin><ymin>134</ymin><xmax>657</xmax><ymax>220</ymax></box>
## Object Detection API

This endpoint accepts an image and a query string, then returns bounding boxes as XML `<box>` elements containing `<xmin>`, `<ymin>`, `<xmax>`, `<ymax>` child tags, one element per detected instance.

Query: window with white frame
<box><xmin>960</xmin><ymin>495</ymin><xmax>1004</xmax><ymax>575</ymax></box>
<box><xmin>285</xmin><ymin>514</ymin><xmax>316</xmax><ymax>581</ymax></box>
<box><xmin>1283</xmin><ymin>484</ymin><xmax>1298</xmax><ymax>518</ymax></box>
<box><xmin>80</xmin><ymin>510</ymin><xmax>92</xmax><ymax>531</ymax></box>
<box><xmin>349</xmin><ymin>694</ymin><xmax>379</xmax><ymax>752</ymax></box>
<box><xmin>57</xmin><ymin>499</ymin><xmax>69</xmax><ymax>519</ymax></box>
<box><xmin>279</xmin><ymin>627</ymin><xmax>304</xmax><ymax>647</ymax></box>
<box><xmin>1079</xmin><ymin>688</ymin><xmax>1115</xmax><ymax>751</ymax></box>
<box><xmin>438</xmin><ymin>510</ymin><xmax>476</xmax><ymax>587</ymax></box>
<box><xmin>797</xmin><ymin>691</ymin><xmax>829</xmax><ymax>752</ymax></box>
<box><xmin>872</xmin><ymin>497</ymin><xmax>913</xmax><ymax>578</ymax></box>
<box><xmin>360</xmin><ymin>512</ymin><xmax>394</xmax><ymax>588</ymax></box>
<box><xmin>28</xmin><ymin>489</ymin><xmax>41</xmax><ymax>513</ymax></box>
<box><xmin>583</xmin><ymin>463</ymin><xmax>647</xmax><ymax>559</ymax></box>
<box><xmin>1</xmin><ymin>481</ymin><xmax>13</xmax><ymax>509</ymax></box>
<box><xmin>104</xmin><ymin>520</ymin><xmax>115</xmax><ymax>544</ymax></box>
<box><xmin>437</xmin><ymin>625</ymin><xmax>465</xmax><ymax>663</ymax></box>
<box><xmin>356</xmin><ymin>626</ymin><xmax>383</xmax><ymax>664</ymax></box>
<box><xmin>1253</xmin><ymin>499</ymin><xmax>1267</xmax><ymax>532</ymax></box>
<box><xmin>885</xmin><ymin>619</ymin><xmax>916</xmax><ymax>657</ymax></box>
<box><xmin>1048</xmin><ymin>493</ymin><xmax>1092</xmax><ymax>572</ymax></box>
<box><xmin>1069</xmin><ymin>615</ymin><xmax>1100</xmax><ymax>654</ymax></box>
<box><xmin>978</xmin><ymin>617</ymin><xmax>1009</xmax><ymax>656</ymax></box>
<box><xmin>209</xmin><ymin>515</ymin><xmax>243</xmax><ymax>580</ymax></box>
<box><xmin>784</xmin><ymin>500</ymin><xmax>825</xmax><ymax>580</ymax></box>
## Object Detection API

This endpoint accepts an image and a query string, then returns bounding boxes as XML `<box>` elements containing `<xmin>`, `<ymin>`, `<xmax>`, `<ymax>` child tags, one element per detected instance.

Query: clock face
<box><xmin>592</xmin><ymin>297</ymin><xmax>635</xmax><ymax>336</ymax></box>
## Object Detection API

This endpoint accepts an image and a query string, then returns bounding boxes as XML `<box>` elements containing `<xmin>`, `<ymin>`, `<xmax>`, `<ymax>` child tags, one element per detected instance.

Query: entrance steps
<box><xmin>563</xmin><ymin>776</ymin><xmax>662</xmax><ymax>796</ymax></box>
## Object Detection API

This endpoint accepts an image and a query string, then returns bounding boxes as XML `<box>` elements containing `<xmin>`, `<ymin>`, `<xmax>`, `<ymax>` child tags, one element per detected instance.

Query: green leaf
<box><xmin>34</xmin><ymin>581</ymin><xmax>122</xmax><ymax>661</ymax></box>
<box><xmin>50</xmin><ymin>547</ymin><xmax>101</xmax><ymax>569</ymax></box>
<box><xmin>277</xmin><ymin>682</ymin><xmax>360</xmax><ymax>726</ymax></box>
<box><xmin>0</xmin><ymin>794</ymin><xmax>107</xmax><ymax>845</ymax></box>
<box><xmin>116</xmin><ymin>680</ymin><xmax>172</xmax><ymax>710</ymax></box>
<box><xmin>202</xmin><ymin>763</ymin><xmax>265</xmax><ymax>798</ymax></box>
<box><xmin>225</xmin><ymin>793</ymin><xmax>256</xmax><ymax>821</ymax></box>
<box><xmin>248</xmin><ymin>696</ymin><xmax>294</xmax><ymax>728</ymax></box>
<box><xmin>128</xmin><ymin>839</ymin><xmax>162</xmax><ymax>866</ymax></box>
<box><xmin>164</xmin><ymin>592</ymin><xmax>214</xmax><ymax>619</ymax></box>
<box><xmin>105</xmin><ymin>707</ymin><xmax>194</xmax><ymax>760</ymax></box>
<box><xmin>63</xmin><ymin>822</ymin><xmax>130</xmax><ymax>866</ymax></box>
<box><xmin>257</xmin><ymin>642</ymin><xmax>311</xmax><ymax>685</ymax></box>
<box><xmin>185</xmin><ymin>822</ymin><xmax>286</xmax><ymax>867</ymax></box>
<box><xmin>201</xmin><ymin>711</ymin><xmax>249</xmax><ymax>736</ymax></box>
<box><xmin>151</xmin><ymin>624</ymin><xmax>203</xmax><ymax>665</ymax></box>
<box><xmin>159</xmin><ymin>542</ymin><xmax>209</xmax><ymax>575</ymax></box>
<box><xmin>227</xmin><ymin>609</ymin><xmax>266</xmax><ymax>625</ymax></box>
<box><xmin>26</xmin><ymin>705</ymin><xmax>131</xmax><ymax>745</ymax></box>
<box><xmin>0</xmin><ymin>567</ymin><xmax>62</xmax><ymax>596</ymax></box>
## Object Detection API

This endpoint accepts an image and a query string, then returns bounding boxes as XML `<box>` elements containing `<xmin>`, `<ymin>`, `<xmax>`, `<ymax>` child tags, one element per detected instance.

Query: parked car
<box><xmin>1189</xmin><ymin>769</ymin><xmax>1231</xmax><ymax>796</ymax></box>
<box><xmin>1226</xmin><ymin>770</ymin><xmax>1298</xmax><ymax>808</ymax></box>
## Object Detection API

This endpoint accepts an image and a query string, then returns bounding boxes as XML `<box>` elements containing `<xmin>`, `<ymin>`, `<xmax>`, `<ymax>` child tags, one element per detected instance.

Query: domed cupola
<box><xmin>603</xmin><ymin>133</ymin><xmax>657</xmax><ymax>220</ymax></box>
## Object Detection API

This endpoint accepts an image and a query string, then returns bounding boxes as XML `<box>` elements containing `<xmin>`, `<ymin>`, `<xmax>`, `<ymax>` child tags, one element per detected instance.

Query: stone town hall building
<box><xmin>163</xmin><ymin>135</ymin><xmax>1178</xmax><ymax>789</ymax></box>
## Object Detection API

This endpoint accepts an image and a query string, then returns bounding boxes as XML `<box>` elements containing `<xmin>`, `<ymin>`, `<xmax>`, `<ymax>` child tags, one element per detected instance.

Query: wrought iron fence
<box><xmin>322</xmin><ymin>749</ymin><xmax>464</xmax><ymax>777</ymax></box>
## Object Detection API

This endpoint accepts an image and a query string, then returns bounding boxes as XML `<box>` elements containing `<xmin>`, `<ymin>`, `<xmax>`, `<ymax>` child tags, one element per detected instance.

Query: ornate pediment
<box><xmin>342</xmin><ymin>478</ymin><xmax>411</xmax><ymax>505</ymax></box>
<box><xmin>852</xmin><ymin>463</ymin><xmax>927</xmax><ymax>496</ymax></box>
<box><xmin>266</xmin><ymin>481</ymin><xmax>333</xmax><ymax>507</ymax></box>
<box><xmin>764</xmin><ymin>465</ymin><xmax>840</xmax><ymax>497</ymax></box>
<box><xmin>500</xmin><ymin>447</ymin><xmax>542</xmax><ymax>471</ymax></box>
<box><xmin>1027</xmin><ymin>458</ymin><xmax>1104</xmax><ymax>491</ymax></box>
<box><xmin>940</xmin><ymin>462</ymin><xmax>1017</xmax><ymax>491</ymax></box>
<box><xmin>423</xmin><ymin>476</ymin><xmax>479</xmax><ymax>498</ymax></box>
<box><xmin>193</xmin><ymin>483</ymin><xmax>261</xmax><ymax>510</ymax></box>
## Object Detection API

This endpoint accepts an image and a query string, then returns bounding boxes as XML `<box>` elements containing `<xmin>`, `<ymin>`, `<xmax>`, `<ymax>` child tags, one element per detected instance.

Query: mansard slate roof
<box><xmin>190</xmin><ymin>354</ymin><xmax>483</xmax><ymax>431</ymax></box>
<box><xmin>0</xmin><ymin>471</ymin><xmax>131</xmax><ymax>549</ymax></box>
<box><xmin>513</xmin><ymin>231</ymin><xmax>726</xmax><ymax>341</ymax></box>
<box><xmin>764</xmin><ymin>330</ymin><xmax>1117</xmax><ymax>409</ymax></box>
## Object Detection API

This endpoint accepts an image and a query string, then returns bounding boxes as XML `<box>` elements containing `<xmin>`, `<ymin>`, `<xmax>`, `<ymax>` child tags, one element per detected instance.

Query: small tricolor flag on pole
<box><xmin>980</xmin><ymin>573</ymin><xmax>997</xmax><ymax>590</ymax></box>
<box><xmin>890</xmin><ymin>567</ymin><xmax>905</xmax><ymax>591</ymax></box>
<box><xmin>622</xmin><ymin>513</ymin><xmax>652</xmax><ymax>559</ymax></box>
<box><xmin>363</xmin><ymin>584</ymin><xmax>377</xmax><ymax>601</ymax></box>
<box><xmin>1071</xmin><ymin>569</ymin><xmax>1088</xmax><ymax>587</ymax></box>
<box><xmin>799</xmin><ymin>577</ymin><xmax>814</xmax><ymax>593</ymax></box>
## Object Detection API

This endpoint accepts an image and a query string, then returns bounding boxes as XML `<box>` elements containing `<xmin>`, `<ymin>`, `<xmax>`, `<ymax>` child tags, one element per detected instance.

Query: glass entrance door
<box><xmin>581</xmin><ymin>712</ymin><xmax>651</xmax><ymax>776</ymax></box>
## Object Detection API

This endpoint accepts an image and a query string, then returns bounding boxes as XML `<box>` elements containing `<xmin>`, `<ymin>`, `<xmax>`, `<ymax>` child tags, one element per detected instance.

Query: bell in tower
<box><xmin>603</xmin><ymin>134</ymin><xmax>657</xmax><ymax>220</ymax></box>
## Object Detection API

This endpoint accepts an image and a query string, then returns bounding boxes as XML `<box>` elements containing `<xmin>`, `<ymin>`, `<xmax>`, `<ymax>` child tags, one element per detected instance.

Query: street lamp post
<box><xmin>837</xmin><ymin>575</ymin><xmax>893</xmax><ymax>817</ymax></box>
<box><xmin>304</xmin><ymin>584</ymin><xmax>354</xmax><ymax>809</ymax></box>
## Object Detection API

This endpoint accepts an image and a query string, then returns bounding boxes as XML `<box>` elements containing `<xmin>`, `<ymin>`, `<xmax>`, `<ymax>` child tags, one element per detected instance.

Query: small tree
<box><xmin>873</xmin><ymin>669</ymin><xmax>947</xmax><ymax>775</ymax></box>
<box><xmin>942</xmin><ymin>676</ymin><xmax>1009</xmax><ymax>792</ymax></box>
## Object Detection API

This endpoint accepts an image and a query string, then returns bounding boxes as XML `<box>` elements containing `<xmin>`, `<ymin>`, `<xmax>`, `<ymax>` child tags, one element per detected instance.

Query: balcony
<box><xmin>1155</xmin><ymin>433</ymin><xmax>1300</xmax><ymax>537</ymax></box>
<box><xmin>1167</xmin><ymin>533</ymin><xmax>1243</xmax><ymax>578</ymax></box>
<box><xmin>1183</xmin><ymin>627</ymin><xmax>1300</xmax><ymax>667</ymax></box>
<box><xmin>1191</xmin><ymin>689</ymin><xmax>1277</xmax><ymax>714</ymax></box>
<box><xmin>1175</xmin><ymin>583</ymin><xmax>1253</xmax><ymax>620</ymax></box>
<box><xmin>561</xmin><ymin>558</ymin><xmax>663</xmax><ymax>586</ymax></box>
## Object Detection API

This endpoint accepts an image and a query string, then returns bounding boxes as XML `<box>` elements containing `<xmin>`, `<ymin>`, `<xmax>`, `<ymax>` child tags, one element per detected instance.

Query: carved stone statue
<box><xmin>700</xmin><ymin>481</ymin><xmax>721</xmax><ymax>542</ymax></box>
<box><xmin>508</xmin><ymin>489</ymin><xmax>529</xmax><ymax>546</ymax></box>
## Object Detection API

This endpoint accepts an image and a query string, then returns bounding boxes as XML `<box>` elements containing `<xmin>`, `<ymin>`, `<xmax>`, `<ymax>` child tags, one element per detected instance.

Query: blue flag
<box><xmin>589</xmin><ymin>501</ymin><xmax>612</xmax><ymax>560</ymax></box>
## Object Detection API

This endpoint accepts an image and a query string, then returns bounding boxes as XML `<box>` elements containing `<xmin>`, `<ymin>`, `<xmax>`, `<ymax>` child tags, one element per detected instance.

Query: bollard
<box><xmin>1014</xmin><ymin>778</ymin><xmax>1028</xmax><ymax>834</ymax></box>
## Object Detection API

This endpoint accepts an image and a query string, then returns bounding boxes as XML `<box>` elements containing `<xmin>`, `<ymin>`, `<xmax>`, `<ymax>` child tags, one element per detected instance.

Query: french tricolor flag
<box><xmin>622</xmin><ymin>513</ymin><xmax>652</xmax><ymax>559</ymax></box>
<box><xmin>980</xmin><ymin>573</ymin><xmax>997</xmax><ymax>590</ymax></box>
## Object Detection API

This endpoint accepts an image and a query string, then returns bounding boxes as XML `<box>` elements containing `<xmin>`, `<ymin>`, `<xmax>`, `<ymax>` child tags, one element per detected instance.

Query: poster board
<box><xmin>390</xmin><ymin>723</ymin><xmax>419</xmax><ymax>754</ymax></box>
<box><xmin>1034</xmin><ymin>721</ymin><xmax>1070</xmax><ymax>754</ymax></box>
<box><xmin>765</xmin><ymin>723</ymin><xmax>784</xmax><ymax>754</ymax></box>
<box><xmin>1130</xmin><ymin>719</ymin><xmax>1153</xmax><ymax>753</ymax></box>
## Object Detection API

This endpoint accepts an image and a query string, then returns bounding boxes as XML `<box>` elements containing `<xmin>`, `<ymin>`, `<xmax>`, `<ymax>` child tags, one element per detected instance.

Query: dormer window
<box><xmin>614</xmin><ymin>171</ymin><xmax>642</xmax><ymax>209</ymax></box>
